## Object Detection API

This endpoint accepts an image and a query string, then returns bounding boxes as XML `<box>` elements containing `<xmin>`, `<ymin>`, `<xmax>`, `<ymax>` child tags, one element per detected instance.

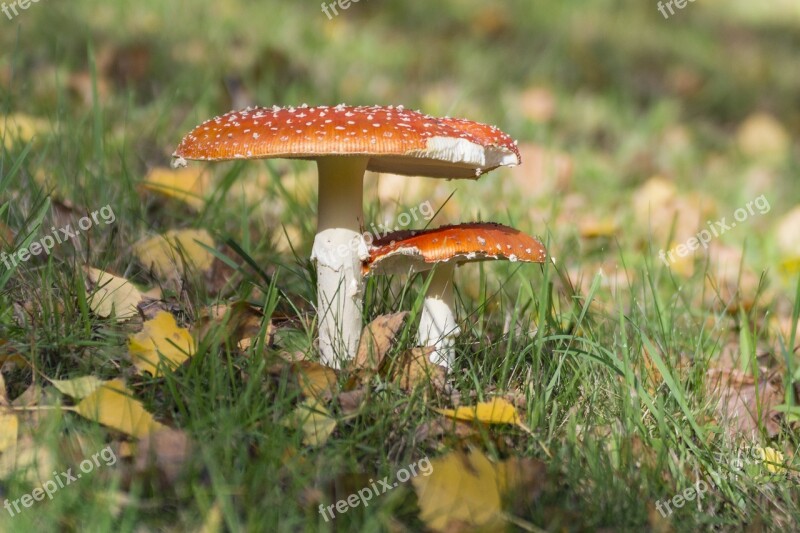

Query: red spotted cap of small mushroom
<box><xmin>172</xmin><ymin>104</ymin><xmax>520</xmax><ymax>179</ymax></box>
<box><xmin>363</xmin><ymin>222</ymin><xmax>547</xmax><ymax>275</ymax></box>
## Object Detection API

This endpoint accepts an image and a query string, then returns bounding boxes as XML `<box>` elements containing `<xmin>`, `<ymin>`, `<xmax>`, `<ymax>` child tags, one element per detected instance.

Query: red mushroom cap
<box><xmin>173</xmin><ymin>104</ymin><xmax>520</xmax><ymax>179</ymax></box>
<box><xmin>363</xmin><ymin>222</ymin><xmax>547</xmax><ymax>275</ymax></box>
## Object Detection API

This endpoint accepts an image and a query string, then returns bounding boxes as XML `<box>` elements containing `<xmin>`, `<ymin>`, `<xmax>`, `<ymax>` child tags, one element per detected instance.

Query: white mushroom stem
<box><xmin>417</xmin><ymin>262</ymin><xmax>460</xmax><ymax>369</ymax></box>
<box><xmin>311</xmin><ymin>157</ymin><xmax>369</xmax><ymax>368</ymax></box>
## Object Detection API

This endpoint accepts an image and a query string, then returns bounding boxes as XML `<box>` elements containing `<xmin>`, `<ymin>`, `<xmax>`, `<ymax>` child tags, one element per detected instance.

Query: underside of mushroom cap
<box><xmin>363</xmin><ymin>222</ymin><xmax>547</xmax><ymax>276</ymax></box>
<box><xmin>172</xmin><ymin>104</ymin><xmax>520</xmax><ymax>179</ymax></box>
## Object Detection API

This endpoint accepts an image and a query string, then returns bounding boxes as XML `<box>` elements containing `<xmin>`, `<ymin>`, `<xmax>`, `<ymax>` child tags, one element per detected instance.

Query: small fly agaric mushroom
<box><xmin>363</xmin><ymin>223</ymin><xmax>547</xmax><ymax>369</ymax></box>
<box><xmin>172</xmin><ymin>104</ymin><xmax>520</xmax><ymax>368</ymax></box>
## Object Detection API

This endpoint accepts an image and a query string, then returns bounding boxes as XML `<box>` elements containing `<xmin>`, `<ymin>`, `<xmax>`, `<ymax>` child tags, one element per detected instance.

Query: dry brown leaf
<box><xmin>394</xmin><ymin>347</ymin><xmax>446</xmax><ymax>392</ymax></box>
<box><xmin>103</xmin><ymin>43</ymin><xmax>153</xmax><ymax>89</ymax></box>
<box><xmin>194</xmin><ymin>302</ymin><xmax>271</xmax><ymax>348</ymax></box>
<box><xmin>414</xmin><ymin>416</ymin><xmax>477</xmax><ymax>443</ymax></box>
<box><xmin>504</xmin><ymin>456</ymin><xmax>548</xmax><ymax>514</ymax></box>
<box><xmin>647</xmin><ymin>501</ymin><xmax>676</xmax><ymax>533</ymax></box>
<box><xmin>0</xmin><ymin>220</ymin><xmax>14</xmax><ymax>247</ymax></box>
<box><xmin>705</xmin><ymin>367</ymin><xmax>782</xmax><ymax>438</ymax></box>
<box><xmin>505</xmin><ymin>143</ymin><xmax>573</xmax><ymax>201</ymax></box>
<box><xmin>85</xmin><ymin>267</ymin><xmax>143</xmax><ymax>321</ymax></box>
<box><xmin>116</xmin><ymin>441</ymin><xmax>136</xmax><ymax>460</ymax></box>
<box><xmin>0</xmin><ymin>369</ymin><xmax>7</xmax><ymax>406</ymax></box>
<box><xmin>139</xmin><ymin>167</ymin><xmax>211</xmax><ymax>211</ymax></box>
<box><xmin>632</xmin><ymin>177</ymin><xmax>717</xmax><ymax>276</ymax></box>
<box><xmin>294</xmin><ymin>362</ymin><xmax>338</xmax><ymax>402</ymax></box>
<box><xmin>337</xmin><ymin>388</ymin><xmax>367</xmax><ymax>416</ymax></box>
<box><xmin>641</xmin><ymin>345</ymin><xmax>664</xmax><ymax>395</ymax></box>
<box><xmin>128</xmin><ymin>311</ymin><xmax>196</xmax><ymax>376</ymax></box>
<box><xmin>667</xmin><ymin>66</ymin><xmax>704</xmax><ymax>98</ymax></box>
<box><xmin>268</xmin><ymin>360</ymin><xmax>339</xmax><ymax>402</ymax></box>
<box><xmin>703</xmin><ymin>245</ymin><xmax>764</xmax><ymax>314</ymax></box>
<box><xmin>66</xmin><ymin>70</ymin><xmax>110</xmax><ymax>107</ymax></box>
<box><xmin>137</xmin><ymin>295</ymin><xmax>173</xmax><ymax>321</ymax></box>
<box><xmin>134</xmin><ymin>428</ymin><xmax>192</xmax><ymax>485</ymax></box>
<box><xmin>11</xmin><ymin>383</ymin><xmax>43</xmax><ymax>407</ymax></box>
<box><xmin>0</xmin><ymin>351</ymin><xmax>26</xmax><ymax>371</ymax></box>
<box><xmin>0</xmin><ymin>339</ymin><xmax>28</xmax><ymax>372</ymax></box>
<box><xmin>354</xmin><ymin>312</ymin><xmax>408</xmax><ymax>373</ymax></box>
<box><xmin>74</xmin><ymin>379</ymin><xmax>167</xmax><ymax>438</ymax></box>
<box><xmin>470</xmin><ymin>5</ymin><xmax>511</xmax><ymax>38</ymax></box>
<box><xmin>518</xmin><ymin>86</ymin><xmax>556</xmax><ymax>123</ymax></box>
<box><xmin>639</xmin><ymin>345</ymin><xmax>691</xmax><ymax>398</ymax></box>
<box><xmin>771</xmin><ymin>315</ymin><xmax>799</xmax><ymax>343</ymax></box>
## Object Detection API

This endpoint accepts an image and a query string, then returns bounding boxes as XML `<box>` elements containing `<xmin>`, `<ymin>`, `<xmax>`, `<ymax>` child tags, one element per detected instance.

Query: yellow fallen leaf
<box><xmin>0</xmin><ymin>353</ymin><xmax>26</xmax><ymax>369</ymax></box>
<box><xmin>579</xmin><ymin>216</ymin><xmax>618</xmax><ymax>239</ymax></box>
<box><xmin>50</xmin><ymin>376</ymin><xmax>108</xmax><ymax>399</ymax></box>
<box><xmin>139</xmin><ymin>166</ymin><xmax>211</xmax><ymax>211</ymax></box>
<box><xmin>0</xmin><ymin>435</ymin><xmax>55</xmax><ymax>483</ymax></box>
<box><xmin>752</xmin><ymin>446</ymin><xmax>786</xmax><ymax>474</ymax></box>
<box><xmin>736</xmin><ymin>112</ymin><xmax>789</xmax><ymax>161</ymax></box>
<box><xmin>0</xmin><ymin>413</ymin><xmax>18</xmax><ymax>454</ymax></box>
<box><xmin>776</xmin><ymin>206</ymin><xmax>800</xmax><ymax>264</ymax></box>
<box><xmin>632</xmin><ymin>176</ymin><xmax>677</xmax><ymax>225</ymax></box>
<box><xmin>74</xmin><ymin>379</ymin><xmax>166</xmax><ymax>438</ymax></box>
<box><xmin>288</xmin><ymin>399</ymin><xmax>337</xmax><ymax>447</ymax></box>
<box><xmin>780</xmin><ymin>257</ymin><xmax>800</xmax><ymax>277</ymax></box>
<box><xmin>294</xmin><ymin>361</ymin><xmax>338</xmax><ymax>401</ymax></box>
<box><xmin>128</xmin><ymin>311</ymin><xmax>195</xmax><ymax>376</ymax></box>
<box><xmin>0</xmin><ymin>339</ymin><xmax>26</xmax><ymax>370</ymax></box>
<box><xmin>412</xmin><ymin>449</ymin><xmax>526</xmax><ymax>531</ymax></box>
<box><xmin>1</xmin><ymin>113</ymin><xmax>50</xmax><ymax>149</ymax></box>
<box><xmin>197</xmin><ymin>501</ymin><xmax>224</xmax><ymax>533</ymax></box>
<box><xmin>86</xmin><ymin>267</ymin><xmax>143</xmax><ymax>320</ymax></box>
<box><xmin>434</xmin><ymin>397</ymin><xmax>529</xmax><ymax>431</ymax></box>
<box><xmin>133</xmin><ymin>229</ymin><xmax>215</xmax><ymax>282</ymax></box>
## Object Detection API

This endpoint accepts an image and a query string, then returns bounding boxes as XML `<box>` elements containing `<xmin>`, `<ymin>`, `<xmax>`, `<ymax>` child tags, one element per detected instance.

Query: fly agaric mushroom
<box><xmin>172</xmin><ymin>104</ymin><xmax>520</xmax><ymax>368</ymax></box>
<box><xmin>363</xmin><ymin>223</ymin><xmax>547</xmax><ymax>369</ymax></box>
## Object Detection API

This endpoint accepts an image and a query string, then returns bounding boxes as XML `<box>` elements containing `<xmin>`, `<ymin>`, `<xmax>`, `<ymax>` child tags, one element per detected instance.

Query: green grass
<box><xmin>1</xmin><ymin>0</ymin><xmax>800</xmax><ymax>531</ymax></box>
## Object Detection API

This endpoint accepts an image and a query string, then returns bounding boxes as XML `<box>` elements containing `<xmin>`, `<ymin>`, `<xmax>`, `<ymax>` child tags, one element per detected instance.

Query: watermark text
<box><xmin>658</xmin><ymin>195</ymin><xmax>770</xmax><ymax>265</ymax></box>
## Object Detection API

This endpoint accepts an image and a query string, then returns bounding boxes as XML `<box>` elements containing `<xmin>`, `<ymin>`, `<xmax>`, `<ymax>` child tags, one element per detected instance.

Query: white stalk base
<box><xmin>417</xmin><ymin>264</ymin><xmax>460</xmax><ymax>370</ymax></box>
<box><xmin>312</xmin><ymin>229</ymin><xmax>368</xmax><ymax>368</ymax></box>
